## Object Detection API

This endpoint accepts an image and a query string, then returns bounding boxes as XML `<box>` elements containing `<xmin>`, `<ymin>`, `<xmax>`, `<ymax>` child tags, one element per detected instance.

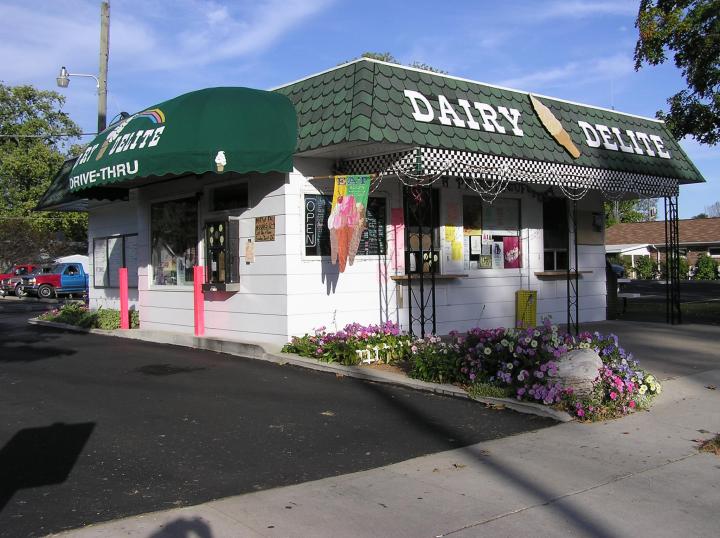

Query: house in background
<box><xmin>605</xmin><ymin>217</ymin><xmax>720</xmax><ymax>275</ymax></box>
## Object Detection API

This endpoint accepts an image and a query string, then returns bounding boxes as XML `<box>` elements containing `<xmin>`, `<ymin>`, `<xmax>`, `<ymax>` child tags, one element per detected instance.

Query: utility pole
<box><xmin>98</xmin><ymin>1</ymin><xmax>110</xmax><ymax>133</ymax></box>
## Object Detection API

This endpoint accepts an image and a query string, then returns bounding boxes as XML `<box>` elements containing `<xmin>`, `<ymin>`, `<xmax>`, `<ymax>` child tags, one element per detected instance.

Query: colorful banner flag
<box><xmin>328</xmin><ymin>175</ymin><xmax>372</xmax><ymax>272</ymax></box>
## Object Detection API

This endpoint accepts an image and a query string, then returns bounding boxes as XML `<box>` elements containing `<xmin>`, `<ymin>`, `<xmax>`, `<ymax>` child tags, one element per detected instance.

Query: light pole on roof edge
<box><xmin>56</xmin><ymin>1</ymin><xmax>109</xmax><ymax>133</ymax></box>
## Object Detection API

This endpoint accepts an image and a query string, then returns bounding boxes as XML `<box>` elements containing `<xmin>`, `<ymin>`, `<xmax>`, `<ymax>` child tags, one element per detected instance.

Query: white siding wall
<box><xmin>87</xmin><ymin>193</ymin><xmax>140</xmax><ymax>310</ymax></box>
<box><xmin>286</xmin><ymin>171</ymin><xmax>608</xmax><ymax>339</ymax></box>
<box><xmin>285</xmin><ymin>158</ymin><xmax>402</xmax><ymax>337</ymax></box>
<box><xmin>87</xmin><ymin>164</ymin><xmax>609</xmax><ymax>346</ymax></box>
<box><xmin>135</xmin><ymin>173</ymin><xmax>290</xmax><ymax>345</ymax></box>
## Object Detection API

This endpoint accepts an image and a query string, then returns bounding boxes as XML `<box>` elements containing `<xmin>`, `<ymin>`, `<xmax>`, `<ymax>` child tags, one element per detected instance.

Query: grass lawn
<box><xmin>616</xmin><ymin>299</ymin><xmax>720</xmax><ymax>325</ymax></box>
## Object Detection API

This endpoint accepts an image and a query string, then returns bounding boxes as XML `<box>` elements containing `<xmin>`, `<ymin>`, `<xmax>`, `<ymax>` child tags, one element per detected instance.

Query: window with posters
<box><xmin>303</xmin><ymin>194</ymin><xmax>386</xmax><ymax>257</ymax></box>
<box><xmin>463</xmin><ymin>196</ymin><xmax>521</xmax><ymax>270</ymax></box>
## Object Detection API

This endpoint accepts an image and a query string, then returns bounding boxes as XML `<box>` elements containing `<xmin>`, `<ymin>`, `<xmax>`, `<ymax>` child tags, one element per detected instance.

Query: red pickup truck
<box><xmin>0</xmin><ymin>264</ymin><xmax>38</xmax><ymax>287</ymax></box>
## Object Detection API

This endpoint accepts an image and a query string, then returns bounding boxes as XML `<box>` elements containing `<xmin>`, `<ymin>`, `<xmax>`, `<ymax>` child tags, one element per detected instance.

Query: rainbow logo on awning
<box><xmin>136</xmin><ymin>108</ymin><xmax>165</xmax><ymax>124</ymax></box>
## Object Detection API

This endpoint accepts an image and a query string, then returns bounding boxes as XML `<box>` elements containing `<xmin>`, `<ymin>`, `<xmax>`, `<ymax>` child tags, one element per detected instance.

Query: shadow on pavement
<box><xmin>0</xmin><ymin>422</ymin><xmax>95</xmax><ymax>512</ymax></box>
<box><xmin>148</xmin><ymin>517</ymin><xmax>213</xmax><ymax>538</ymax></box>
<box><xmin>360</xmin><ymin>381</ymin><xmax>618</xmax><ymax>538</ymax></box>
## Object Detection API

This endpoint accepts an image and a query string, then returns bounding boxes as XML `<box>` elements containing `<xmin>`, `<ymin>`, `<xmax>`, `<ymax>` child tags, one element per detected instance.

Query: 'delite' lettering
<box><xmin>577</xmin><ymin>121</ymin><xmax>671</xmax><ymax>159</ymax></box>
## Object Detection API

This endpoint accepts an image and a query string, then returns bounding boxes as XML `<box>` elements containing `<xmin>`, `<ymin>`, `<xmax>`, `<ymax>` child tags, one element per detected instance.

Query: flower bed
<box><xmin>39</xmin><ymin>302</ymin><xmax>140</xmax><ymax>330</ymax></box>
<box><xmin>282</xmin><ymin>319</ymin><xmax>661</xmax><ymax>421</ymax></box>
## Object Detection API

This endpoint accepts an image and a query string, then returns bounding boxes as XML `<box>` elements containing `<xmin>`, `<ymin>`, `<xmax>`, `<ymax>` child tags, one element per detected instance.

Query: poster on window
<box><xmin>503</xmin><ymin>236</ymin><xmax>522</xmax><ymax>269</ymax></box>
<box><xmin>492</xmin><ymin>241</ymin><xmax>504</xmax><ymax>269</ymax></box>
<box><xmin>328</xmin><ymin>175</ymin><xmax>371</xmax><ymax>272</ymax></box>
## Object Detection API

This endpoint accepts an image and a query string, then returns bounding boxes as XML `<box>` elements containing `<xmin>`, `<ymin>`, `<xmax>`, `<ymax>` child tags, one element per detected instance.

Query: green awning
<box><xmin>35</xmin><ymin>157</ymin><xmax>87</xmax><ymax>211</ymax></box>
<box><xmin>68</xmin><ymin>87</ymin><xmax>297</xmax><ymax>193</ymax></box>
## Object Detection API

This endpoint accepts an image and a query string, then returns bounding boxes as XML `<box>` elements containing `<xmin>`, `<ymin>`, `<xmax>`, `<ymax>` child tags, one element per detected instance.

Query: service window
<box><xmin>404</xmin><ymin>188</ymin><xmax>440</xmax><ymax>274</ymax></box>
<box><xmin>463</xmin><ymin>196</ymin><xmax>521</xmax><ymax>269</ymax></box>
<box><xmin>304</xmin><ymin>195</ymin><xmax>387</xmax><ymax>257</ymax></box>
<box><xmin>205</xmin><ymin>220</ymin><xmax>240</xmax><ymax>285</ymax></box>
<box><xmin>543</xmin><ymin>198</ymin><xmax>568</xmax><ymax>270</ymax></box>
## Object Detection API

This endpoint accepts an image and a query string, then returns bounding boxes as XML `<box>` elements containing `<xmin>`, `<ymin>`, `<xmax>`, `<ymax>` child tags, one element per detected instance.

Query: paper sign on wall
<box><xmin>245</xmin><ymin>239</ymin><xmax>255</xmax><ymax>264</ymax></box>
<box><xmin>492</xmin><ymin>242</ymin><xmax>504</xmax><ymax>269</ymax></box>
<box><xmin>255</xmin><ymin>216</ymin><xmax>275</xmax><ymax>241</ymax></box>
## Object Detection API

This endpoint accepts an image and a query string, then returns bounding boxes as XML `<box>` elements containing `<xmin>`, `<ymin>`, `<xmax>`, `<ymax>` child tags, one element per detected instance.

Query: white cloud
<box><xmin>680</xmin><ymin>137</ymin><xmax>720</xmax><ymax>162</ymax></box>
<box><xmin>496</xmin><ymin>53</ymin><xmax>634</xmax><ymax>93</ymax></box>
<box><xmin>533</xmin><ymin>0</ymin><xmax>637</xmax><ymax>21</ymax></box>
<box><xmin>0</xmin><ymin>0</ymin><xmax>334</xmax><ymax>82</ymax></box>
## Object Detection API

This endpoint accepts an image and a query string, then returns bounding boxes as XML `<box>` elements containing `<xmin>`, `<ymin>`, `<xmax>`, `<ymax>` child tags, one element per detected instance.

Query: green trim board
<box><xmin>68</xmin><ymin>87</ymin><xmax>297</xmax><ymax>194</ymax></box>
<box><xmin>275</xmin><ymin>59</ymin><xmax>704</xmax><ymax>184</ymax></box>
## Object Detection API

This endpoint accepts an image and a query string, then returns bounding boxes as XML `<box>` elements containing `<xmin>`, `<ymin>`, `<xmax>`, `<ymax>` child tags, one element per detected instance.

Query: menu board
<box><xmin>107</xmin><ymin>237</ymin><xmax>123</xmax><ymax>287</ymax></box>
<box><xmin>93</xmin><ymin>238</ymin><xmax>108</xmax><ymax>287</ymax></box>
<box><xmin>305</xmin><ymin>195</ymin><xmax>386</xmax><ymax>257</ymax></box>
<box><xmin>92</xmin><ymin>234</ymin><xmax>139</xmax><ymax>288</ymax></box>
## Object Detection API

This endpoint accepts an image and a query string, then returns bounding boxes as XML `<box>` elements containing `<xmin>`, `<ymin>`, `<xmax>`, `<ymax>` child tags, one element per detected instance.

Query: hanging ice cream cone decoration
<box><xmin>328</xmin><ymin>175</ymin><xmax>372</xmax><ymax>273</ymax></box>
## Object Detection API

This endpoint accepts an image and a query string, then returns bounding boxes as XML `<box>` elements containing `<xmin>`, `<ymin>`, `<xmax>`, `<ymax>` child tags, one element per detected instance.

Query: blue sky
<box><xmin>1</xmin><ymin>0</ymin><xmax>717</xmax><ymax>218</ymax></box>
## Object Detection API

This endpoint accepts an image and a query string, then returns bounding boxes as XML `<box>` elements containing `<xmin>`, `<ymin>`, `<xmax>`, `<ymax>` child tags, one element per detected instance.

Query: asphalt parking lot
<box><xmin>0</xmin><ymin>303</ymin><xmax>554</xmax><ymax>537</ymax></box>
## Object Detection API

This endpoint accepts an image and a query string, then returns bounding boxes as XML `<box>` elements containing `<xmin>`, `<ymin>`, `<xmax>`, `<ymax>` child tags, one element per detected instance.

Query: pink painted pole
<box><xmin>119</xmin><ymin>267</ymin><xmax>129</xmax><ymax>329</ymax></box>
<box><xmin>193</xmin><ymin>265</ymin><xmax>205</xmax><ymax>336</ymax></box>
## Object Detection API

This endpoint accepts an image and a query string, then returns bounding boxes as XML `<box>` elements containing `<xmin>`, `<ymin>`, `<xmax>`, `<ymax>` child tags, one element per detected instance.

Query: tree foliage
<box><xmin>345</xmin><ymin>52</ymin><xmax>448</xmax><ymax>74</ymax></box>
<box><xmin>0</xmin><ymin>83</ymin><xmax>85</xmax><ymax>264</ymax></box>
<box><xmin>634</xmin><ymin>0</ymin><xmax>720</xmax><ymax>144</ymax></box>
<box><xmin>604</xmin><ymin>198</ymin><xmax>658</xmax><ymax>226</ymax></box>
<box><xmin>695</xmin><ymin>253</ymin><xmax>719</xmax><ymax>279</ymax></box>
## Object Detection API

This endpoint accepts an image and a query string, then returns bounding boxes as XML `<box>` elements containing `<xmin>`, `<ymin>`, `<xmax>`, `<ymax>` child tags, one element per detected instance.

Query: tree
<box><xmin>604</xmin><ymin>198</ymin><xmax>658</xmax><ymax>227</ymax></box>
<box><xmin>345</xmin><ymin>52</ymin><xmax>448</xmax><ymax>74</ymax></box>
<box><xmin>692</xmin><ymin>212</ymin><xmax>709</xmax><ymax>218</ymax></box>
<box><xmin>635</xmin><ymin>1</ymin><xmax>720</xmax><ymax>144</ymax></box>
<box><xmin>0</xmin><ymin>83</ymin><xmax>85</xmax><ymax>264</ymax></box>
<box><xmin>694</xmin><ymin>253</ymin><xmax>718</xmax><ymax>279</ymax></box>
<box><xmin>634</xmin><ymin>255</ymin><xmax>656</xmax><ymax>280</ymax></box>
<box><xmin>705</xmin><ymin>201</ymin><xmax>720</xmax><ymax>217</ymax></box>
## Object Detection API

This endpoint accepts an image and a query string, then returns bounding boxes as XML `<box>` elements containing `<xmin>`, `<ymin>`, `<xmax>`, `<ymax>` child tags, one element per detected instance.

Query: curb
<box><xmin>28</xmin><ymin>318</ymin><xmax>573</xmax><ymax>422</ymax></box>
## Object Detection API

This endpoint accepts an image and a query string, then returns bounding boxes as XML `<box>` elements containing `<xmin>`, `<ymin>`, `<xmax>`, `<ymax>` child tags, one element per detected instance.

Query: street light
<box><xmin>55</xmin><ymin>1</ymin><xmax>109</xmax><ymax>133</ymax></box>
<box><xmin>56</xmin><ymin>66</ymin><xmax>99</xmax><ymax>89</ymax></box>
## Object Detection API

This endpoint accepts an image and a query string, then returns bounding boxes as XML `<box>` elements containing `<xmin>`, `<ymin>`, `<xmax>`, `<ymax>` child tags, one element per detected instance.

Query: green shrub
<box><xmin>40</xmin><ymin>304</ymin><xmax>139</xmax><ymax>329</ymax></box>
<box><xmin>695</xmin><ymin>254</ymin><xmax>718</xmax><ymax>280</ymax></box>
<box><xmin>620</xmin><ymin>255</ymin><xmax>633</xmax><ymax>277</ymax></box>
<box><xmin>660</xmin><ymin>256</ymin><xmax>689</xmax><ymax>280</ymax></box>
<box><xmin>634</xmin><ymin>256</ymin><xmax>656</xmax><ymax>280</ymax></box>
<box><xmin>406</xmin><ymin>336</ymin><xmax>463</xmax><ymax>384</ymax></box>
<box><xmin>467</xmin><ymin>382</ymin><xmax>513</xmax><ymax>399</ymax></box>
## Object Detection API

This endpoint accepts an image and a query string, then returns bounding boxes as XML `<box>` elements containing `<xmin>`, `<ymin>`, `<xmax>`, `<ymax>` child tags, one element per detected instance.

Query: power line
<box><xmin>0</xmin><ymin>132</ymin><xmax>97</xmax><ymax>139</ymax></box>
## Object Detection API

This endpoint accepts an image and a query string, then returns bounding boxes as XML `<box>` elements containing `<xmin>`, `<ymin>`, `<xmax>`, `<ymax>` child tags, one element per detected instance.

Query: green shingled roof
<box><xmin>275</xmin><ymin>59</ymin><xmax>704</xmax><ymax>184</ymax></box>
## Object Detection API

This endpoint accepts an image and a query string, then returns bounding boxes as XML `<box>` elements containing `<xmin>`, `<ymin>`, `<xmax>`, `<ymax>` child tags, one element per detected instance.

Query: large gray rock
<box><xmin>556</xmin><ymin>348</ymin><xmax>603</xmax><ymax>397</ymax></box>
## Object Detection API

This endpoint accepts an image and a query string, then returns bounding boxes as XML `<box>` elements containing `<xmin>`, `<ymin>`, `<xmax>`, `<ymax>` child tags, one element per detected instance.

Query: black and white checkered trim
<box><xmin>341</xmin><ymin>147</ymin><xmax>679</xmax><ymax>198</ymax></box>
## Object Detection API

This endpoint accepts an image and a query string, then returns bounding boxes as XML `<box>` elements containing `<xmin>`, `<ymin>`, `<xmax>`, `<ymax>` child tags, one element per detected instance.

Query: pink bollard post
<box><xmin>193</xmin><ymin>265</ymin><xmax>205</xmax><ymax>336</ymax></box>
<box><xmin>119</xmin><ymin>267</ymin><xmax>129</xmax><ymax>329</ymax></box>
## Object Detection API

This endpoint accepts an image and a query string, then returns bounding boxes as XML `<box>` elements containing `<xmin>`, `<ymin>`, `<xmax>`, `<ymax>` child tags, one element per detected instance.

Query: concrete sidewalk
<box><xmin>52</xmin><ymin>323</ymin><xmax>720</xmax><ymax>538</ymax></box>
